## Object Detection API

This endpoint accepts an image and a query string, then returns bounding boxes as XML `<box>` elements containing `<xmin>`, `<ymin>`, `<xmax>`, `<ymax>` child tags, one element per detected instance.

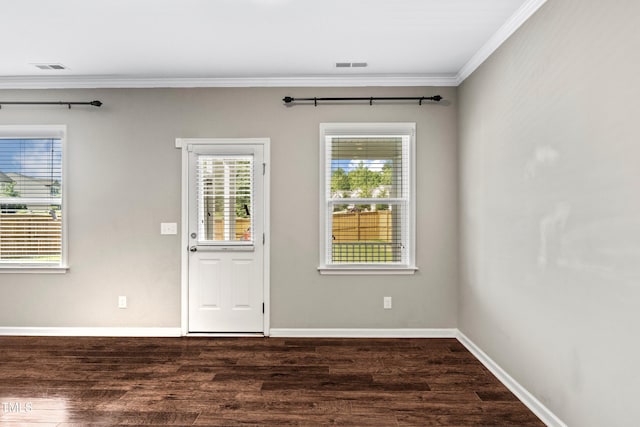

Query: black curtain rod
<box><xmin>283</xmin><ymin>95</ymin><xmax>442</xmax><ymax>106</ymax></box>
<box><xmin>0</xmin><ymin>100</ymin><xmax>103</xmax><ymax>109</ymax></box>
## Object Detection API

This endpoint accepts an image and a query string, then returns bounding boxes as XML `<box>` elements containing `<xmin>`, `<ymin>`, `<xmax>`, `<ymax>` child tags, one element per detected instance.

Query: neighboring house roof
<box><xmin>5</xmin><ymin>173</ymin><xmax>58</xmax><ymax>198</ymax></box>
<box><xmin>0</xmin><ymin>171</ymin><xmax>12</xmax><ymax>183</ymax></box>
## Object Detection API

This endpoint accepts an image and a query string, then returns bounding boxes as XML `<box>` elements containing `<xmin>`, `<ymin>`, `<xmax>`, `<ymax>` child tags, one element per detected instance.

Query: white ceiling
<box><xmin>0</xmin><ymin>0</ymin><xmax>546</xmax><ymax>88</ymax></box>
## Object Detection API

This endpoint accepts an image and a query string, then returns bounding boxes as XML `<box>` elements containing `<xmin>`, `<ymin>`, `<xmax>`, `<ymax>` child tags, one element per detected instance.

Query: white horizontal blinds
<box><xmin>197</xmin><ymin>155</ymin><xmax>253</xmax><ymax>244</ymax></box>
<box><xmin>327</xmin><ymin>136</ymin><xmax>408</xmax><ymax>264</ymax></box>
<box><xmin>0</xmin><ymin>138</ymin><xmax>62</xmax><ymax>263</ymax></box>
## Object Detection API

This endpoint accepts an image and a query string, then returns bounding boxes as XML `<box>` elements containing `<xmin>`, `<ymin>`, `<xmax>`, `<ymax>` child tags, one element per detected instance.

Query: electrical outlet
<box><xmin>384</xmin><ymin>296</ymin><xmax>392</xmax><ymax>309</ymax></box>
<box><xmin>118</xmin><ymin>296</ymin><xmax>127</xmax><ymax>309</ymax></box>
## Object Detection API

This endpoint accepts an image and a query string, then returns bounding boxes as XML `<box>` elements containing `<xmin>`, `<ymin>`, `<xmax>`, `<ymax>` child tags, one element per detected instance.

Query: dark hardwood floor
<box><xmin>0</xmin><ymin>336</ymin><xmax>544</xmax><ymax>426</ymax></box>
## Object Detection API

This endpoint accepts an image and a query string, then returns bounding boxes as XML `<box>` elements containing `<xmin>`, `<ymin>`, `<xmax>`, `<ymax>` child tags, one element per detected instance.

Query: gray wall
<box><xmin>459</xmin><ymin>0</ymin><xmax>640</xmax><ymax>426</ymax></box>
<box><xmin>0</xmin><ymin>86</ymin><xmax>459</xmax><ymax>329</ymax></box>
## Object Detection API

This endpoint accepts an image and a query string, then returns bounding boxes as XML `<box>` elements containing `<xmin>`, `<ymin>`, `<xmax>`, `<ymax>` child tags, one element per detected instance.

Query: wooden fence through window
<box><xmin>0</xmin><ymin>214</ymin><xmax>62</xmax><ymax>260</ymax></box>
<box><xmin>332</xmin><ymin>210</ymin><xmax>392</xmax><ymax>242</ymax></box>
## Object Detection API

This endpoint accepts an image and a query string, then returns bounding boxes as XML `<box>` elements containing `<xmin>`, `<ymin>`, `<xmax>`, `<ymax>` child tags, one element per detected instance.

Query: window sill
<box><xmin>0</xmin><ymin>266</ymin><xmax>69</xmax><ymax>274</ymax></box>
<box><xmin>318</xmin><ymin>265</ymin><xmax>418</xmax><ymax>276</ymax></box>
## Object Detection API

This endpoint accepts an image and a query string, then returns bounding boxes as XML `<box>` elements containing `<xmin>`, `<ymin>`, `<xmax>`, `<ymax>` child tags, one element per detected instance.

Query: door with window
<box><xmin>186</xmin><ymin>141</ymin><xmax>267</xmax><ymax>333</ymax></box>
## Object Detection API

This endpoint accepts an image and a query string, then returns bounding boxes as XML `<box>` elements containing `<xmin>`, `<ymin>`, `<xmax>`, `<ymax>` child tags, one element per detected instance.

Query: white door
<box><xmin>186</xmin><ymin>142</ymin><xmax>266</xmax><ymax>333</ymax></box>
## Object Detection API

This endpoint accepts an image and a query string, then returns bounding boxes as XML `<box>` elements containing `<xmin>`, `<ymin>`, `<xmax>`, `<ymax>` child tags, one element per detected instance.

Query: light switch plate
<box><xmin>161</xmin><ymin>222</ymin><xmax>178</xmax><ymax>235</ymax></box>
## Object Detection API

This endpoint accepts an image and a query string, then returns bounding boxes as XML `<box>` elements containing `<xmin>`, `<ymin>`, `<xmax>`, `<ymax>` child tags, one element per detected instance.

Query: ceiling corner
<box><xmin>456</xmin><ymin>0</ymin><xmax>548</xmax><ymax>85</ymax></box>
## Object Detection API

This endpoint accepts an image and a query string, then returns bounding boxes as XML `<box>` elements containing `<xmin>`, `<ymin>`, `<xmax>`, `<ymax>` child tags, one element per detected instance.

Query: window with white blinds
<box><xmin>0</xmin><ymin>130</ymin><xmax>65</xmax><ymax>267</ymax></box>
<box><xmin>197</xmin><ymin>155</ymin><xmax>254</xmax><ymax>244</ymax></box>
<box><xmin>319</xmin><ymin>123</ymin><xmax>416</xmax><ymax>273</ymax></box>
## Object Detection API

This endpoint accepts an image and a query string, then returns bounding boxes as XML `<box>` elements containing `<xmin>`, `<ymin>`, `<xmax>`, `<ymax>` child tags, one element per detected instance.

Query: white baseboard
<box><xmin>456</xmin><ymin>330</ymin><xmax>567</xmax><ymax>427</ymax></box>
<box><xmin>269</xmin><ymin>328</ymin><xmax>457</xmax><ymax>338</ymax></box>
<box><xmin>186</xmin><ymin>332</ymin><xmax>264</xmax><ymax>337</ymax></box>
<box><xmin>0</xmin><ymin>327</ymin><xmax>182</xmax><ymax>337</ymax></box>
<box><xmin>1</xmin><ymin>327</ymin><xmax>455</xmax><ymax>339</ymax></box>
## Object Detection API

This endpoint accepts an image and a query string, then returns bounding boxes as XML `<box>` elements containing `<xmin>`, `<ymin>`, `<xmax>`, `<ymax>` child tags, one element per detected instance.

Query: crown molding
<box><xmin>456</xmin><ymin>0</ymin><xmax>548</xmax><ymax>85</ymax></box>
<box><xmin>0</xmin><ymin>74</ymin><xmax>458</xmax><ymax>90</ymax></box>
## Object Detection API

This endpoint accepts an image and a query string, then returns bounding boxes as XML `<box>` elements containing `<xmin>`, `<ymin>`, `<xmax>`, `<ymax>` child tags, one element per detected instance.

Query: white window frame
<box><xmin>318</xmin><ymin>122</ymin><xmax>417</xmax><ymax>275</ymax></box>
<box><xmin>0</xmin><ymin>125</ymin><xmax>68</xmax><ymax>273</ymax></box>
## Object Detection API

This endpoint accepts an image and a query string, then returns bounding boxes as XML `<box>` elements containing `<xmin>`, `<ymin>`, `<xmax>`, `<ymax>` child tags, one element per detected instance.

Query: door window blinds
<box><xmin>197</xmin><ymin>155</ymin><xmax>254</xmax><ymax>244</ymax></box>
<box><xmin>0</xmin><ymin>138</ymin><xmax>63</xmax><ymax>264</ymax></box>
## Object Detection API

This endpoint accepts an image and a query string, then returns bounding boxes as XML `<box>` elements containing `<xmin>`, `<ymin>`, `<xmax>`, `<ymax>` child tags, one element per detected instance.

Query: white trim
<box><xmin>262</xmin><ymin>143</ymin><xmax>271</xmax><ymax>337</ymax></box>
<box><xmin>186</xmin><ymin>332</ymin><xmax>264</xmax><ymax>338</ymax></box>
<box><xmin>0</xmin><ymin>75</ymin><xmax>459</xmax><ymax>90</ymax></box>
<box><xmin>0</xmin><ymin>266</ymin><xmax>68</xmax><ymax>274</ymax></box>
<box><xmin>318</xmin><ymin>266</ymin><xmax>417</xmax><ymax>275</ymax></box>
<box><xmin>0</xmin><ymin>125</ymin><xmax>66</xmax><ymax>139</ymax></box>
<box><xmin>0</xmin><ymin>327</ymin><xmax>181</xmax><ymax>337</ymax></box>
<box><xmin>178</xmin><ymin>137</ymin><xmax>271</xmax><ymax>336</ymax></box>
<box><xmin>269</xmin><ymin>328</ymin><xmax>457</xmax><ymax>338</ymax></box>
<box><xmin>60</xmin><ymin>125</ymin><xmax>70</xmax><ymax>284</ymax></box>
<box><xmin>456</xmin><ymin>330</ymin><xmax>567</xmax><ymax>427</ymax></box>
<box><xmin>180</xmin><ymin>145</ymin><xmax>190</xmax><ymax>336</ymax></box>
<box><xmin>456</xmin><ymin>0</ymin><xmax>548</xmax><ymax>84</ymax></box>
<box><xmin>320</xmin><ymin>122</ymin><xmax>418</xmax><ymax>136</ymax></box>
<box><xmin>175</xmin><ymin>137</ymin><xmax>270</xmax><ymax>149</ymax></box>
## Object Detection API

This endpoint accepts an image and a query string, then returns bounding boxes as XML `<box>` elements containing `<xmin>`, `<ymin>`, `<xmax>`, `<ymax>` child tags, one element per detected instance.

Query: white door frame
<box><xmin>176</xmin><ymin>137</ymin><xmax>270</xmax><ymax>336</ymax></box>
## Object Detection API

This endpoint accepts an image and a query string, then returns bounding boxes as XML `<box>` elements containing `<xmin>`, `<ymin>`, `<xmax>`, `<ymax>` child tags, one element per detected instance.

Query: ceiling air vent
<box><xmin>32</xmin><ymin>63</ymin><xmax>68</xmax><ymax>70</ymax></box>
<box><xmin>335</xmin><ymin>62</ymin><xmax>368</xmax><ymax>68</ymax></box>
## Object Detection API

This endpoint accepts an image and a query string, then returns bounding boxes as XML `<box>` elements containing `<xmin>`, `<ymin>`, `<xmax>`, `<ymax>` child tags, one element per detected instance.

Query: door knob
<box><xmin>189</xmin><ymin>246</ymin><xmax>198</xmax><ymax>252</ymax></box>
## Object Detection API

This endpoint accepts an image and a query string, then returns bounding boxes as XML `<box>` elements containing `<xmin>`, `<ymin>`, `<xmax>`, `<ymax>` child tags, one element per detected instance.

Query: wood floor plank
<box><xmin>194</xmin><ymin>411</ymin><xmax>400</xmax><ymax>426</ymax></box>
<box><xmin>0</xmin><ymin>336</ymin><xmax>544</xmax><ymax>426</ymax></box>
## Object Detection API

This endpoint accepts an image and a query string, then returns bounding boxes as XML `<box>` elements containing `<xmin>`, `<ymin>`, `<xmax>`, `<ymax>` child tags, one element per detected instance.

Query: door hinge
<box><xmin>262</xmin><ymin>233</ymin><xmax>265</xmax><ymax>245</ymax></box>
<box><xmin>262</xmin><ymin>163</ymin><xmax>266</xmax><ymax>175</ymax></box>
<box><xmin>262</xmin><ymin>303</ymin><xmax>265</xmax><ymax>313</ymax></box>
